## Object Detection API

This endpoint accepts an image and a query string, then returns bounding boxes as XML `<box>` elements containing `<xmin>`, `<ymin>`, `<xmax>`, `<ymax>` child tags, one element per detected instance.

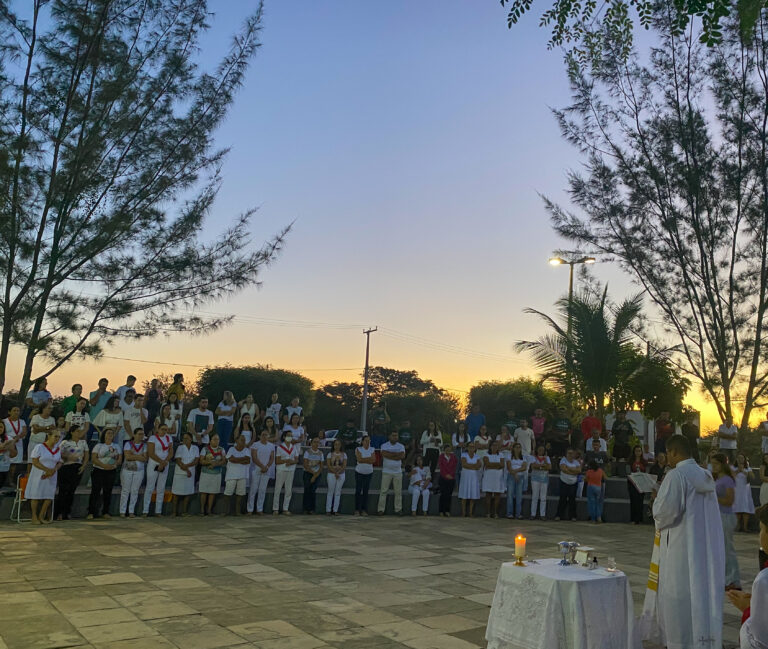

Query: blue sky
<box><xmin>26</xmin><ymin>0</ymin><xmax>645</xmax><ymax>404</ymax></box>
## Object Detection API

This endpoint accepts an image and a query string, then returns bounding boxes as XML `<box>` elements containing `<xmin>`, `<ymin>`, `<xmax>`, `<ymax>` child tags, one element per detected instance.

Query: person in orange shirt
<box><xmin>585</xmin><ymin>460</ymin><xmax>606</xmax><ymax>523</ymax></box>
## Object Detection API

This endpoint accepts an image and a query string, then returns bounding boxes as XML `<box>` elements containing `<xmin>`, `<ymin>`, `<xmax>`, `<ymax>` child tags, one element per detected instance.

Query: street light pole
<box><xmin>548</xmin><ymin>255</ymin><xmax>596</xmax><ymax>409</ymax></box>
<box><xmin>360</xmin><ymin>327</ymin><xmax>377</xmax><ymax>433</ymax></box>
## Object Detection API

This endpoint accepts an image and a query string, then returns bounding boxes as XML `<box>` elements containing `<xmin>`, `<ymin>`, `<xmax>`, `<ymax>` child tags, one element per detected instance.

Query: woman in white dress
<box><xmin>26</xmin><ymin>430</ymin><xmax>62</xmax><ymax>524</ymax></box>
<box><xmin>409</xmin><ymin>455</ymin><xmax>431</xmax><ymax>515</ymax></box>
<box><xmin>171</xmin><ymin>431</ymin><xmax>199</xmax><ymax>516</ymax></box>
<box><xmin>199</xmin><ymin>432</ymin><xmax>226</xmax><ymax>515</ymax></box>
<box><xmin>760</xmin><ymin>454</ymin><xmax>768</xmax><ymax>506</ymax></box>
<box><xmin>482</xmin><ymin>440</ymin><xmax>506</xmax><ymax>518</ymax></box>
<box><xmin>459</xmin><ymin>442</ymin><xmax>482</xmax><ymax>517</ymax></box>
<box><xmin>733</xmin><ymin>453</ymin><xmax>756</xmax><ymax>532</ymax></box>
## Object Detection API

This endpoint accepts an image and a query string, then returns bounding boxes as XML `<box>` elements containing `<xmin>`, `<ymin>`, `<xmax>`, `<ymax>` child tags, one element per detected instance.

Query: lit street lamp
<box><xmin>548</xmin><ymin>255</ymin><xmax>596</xmax><ymax>407</ymax></box>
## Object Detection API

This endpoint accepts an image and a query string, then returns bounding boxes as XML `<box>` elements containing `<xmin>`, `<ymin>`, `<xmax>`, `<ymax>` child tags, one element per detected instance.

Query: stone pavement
<box><xmin>0</xmin><ymin>514</ymin><xmax>758</xmax><ymax>649</ymax></box>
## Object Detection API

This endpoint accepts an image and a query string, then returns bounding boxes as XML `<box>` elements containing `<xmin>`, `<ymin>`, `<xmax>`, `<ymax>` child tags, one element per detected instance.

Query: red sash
<box><xmin>155</xmin><ymin>435</ymin><xmax>170</xmax><ymax>452</ymax></box>
<box><xmin>8</xmin><ymin>418</ymin><xmax>21</xmax><ymax>435</ymax></box>
<box><xmin>130</xmin><ymin>442</ymin><xmax>144</xmax><ymax>454</ymax></box>
<box><xmin>279</xmin><ymin>444</ymin><xmax>293</xmax><ymax>456</ymax></box>
<box><xmin>43</xmin><ymin>443</ymin><xmax>60</xmax><ymax>457</ymax></box>
<box><xmin>207</xmin><ymin>445</ymin><xmax>223</xmax><ymax>458</ymax></box>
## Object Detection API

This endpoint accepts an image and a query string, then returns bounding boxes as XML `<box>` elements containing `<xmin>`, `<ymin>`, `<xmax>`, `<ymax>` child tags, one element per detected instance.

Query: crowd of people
<box><xmin>1</xmin><ymin>373</ymin><xmax>767</xmax><ymax>648</ymax></box>
<box><xmin>0</xmin><ymin>374</ymin><xmax>765</xmax><ymax>530</ymax></box>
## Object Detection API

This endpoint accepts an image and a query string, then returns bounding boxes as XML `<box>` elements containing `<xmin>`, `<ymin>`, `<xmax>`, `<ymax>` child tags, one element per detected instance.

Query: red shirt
<box><xmin>581</xmin><ymin>416</ymin><xmax>602</xmax><ymax>441</ymax></box>
<box><xmin>585</xmin><ymin>468</ymin><xmax>605</xmax><ymax>487</ymax></box>
<box><xmin>438</xmin><ymin>453</ymin><xmax>458</xmax><ymax>480</ymax></box>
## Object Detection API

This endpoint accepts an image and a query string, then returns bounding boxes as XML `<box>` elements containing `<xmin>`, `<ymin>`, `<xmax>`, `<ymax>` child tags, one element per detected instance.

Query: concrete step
<box><xmin>0</xmin><ymin>481</ymin><xmax>650</xmax><ymax>523</ymax></box>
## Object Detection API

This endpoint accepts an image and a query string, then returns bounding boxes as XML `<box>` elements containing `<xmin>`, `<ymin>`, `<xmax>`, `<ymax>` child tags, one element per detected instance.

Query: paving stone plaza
<box><xmin>0</xmin><ymin>514</ymin><xmax>757</xmax><ymax>649</ymax></box>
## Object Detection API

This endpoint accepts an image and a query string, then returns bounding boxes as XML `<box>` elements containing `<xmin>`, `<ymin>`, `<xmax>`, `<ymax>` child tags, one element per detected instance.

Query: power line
<box><xmin>101</xmin><ymin>355</ymin><xmax>362</xmax><ymax>372</ymax></box>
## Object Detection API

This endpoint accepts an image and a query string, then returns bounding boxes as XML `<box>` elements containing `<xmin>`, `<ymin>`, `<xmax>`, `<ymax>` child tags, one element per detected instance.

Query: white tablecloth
<box><xmin>486</xmin><ymin>558</ymin><xmax>635</xmax><ymax>649</ymax></box>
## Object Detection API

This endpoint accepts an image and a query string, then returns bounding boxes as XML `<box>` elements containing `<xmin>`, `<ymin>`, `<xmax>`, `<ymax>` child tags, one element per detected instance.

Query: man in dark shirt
<box><xmin>339</xmin><ymin>418</ymin><xmax>358</xmax><ymax>462</ymax></box>
<box><xmin>585</xmin><ymin>438</ymin><xmax>610</xmax><ymax>471</ymax></box>
<box><xmin>465</xmin><ymin>404</ymin><xmax>486</xmax><ymax>440</ymax></box>
<box><xmin>680</xmin><ymin>413</ymin><xmax>700</xmax><ymax>462</ymax></box>
<box><xmin>611</xmin><ymin>411</ymin><xmax>634</xmax><ymax>461</ymax></box>
<box><xmin>397</xmin><ymin>420</ymin><xmax>415</xmax><ymax>468</ymax></box>
<box><xmin>548</xmin><ymin>408</ymin><xmax>572</xmax><ymax>460</ymax></box>
<box><xmin>504</xmin><ymin>409</ymin><xmax>520</xmax><ymax>434</ymax></box>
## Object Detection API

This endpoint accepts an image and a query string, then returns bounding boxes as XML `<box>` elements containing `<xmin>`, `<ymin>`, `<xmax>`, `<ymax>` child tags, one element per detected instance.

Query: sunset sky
<box><xmin>9</xmin><ymin>1</ymin><xmax>724</xmax><ymax>429</ymax></box>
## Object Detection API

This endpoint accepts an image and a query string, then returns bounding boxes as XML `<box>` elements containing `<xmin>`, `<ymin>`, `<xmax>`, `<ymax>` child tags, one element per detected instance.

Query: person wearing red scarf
<box><xmin>25</xmin><ymin>430</ymin><xmax>62</xmax><ymax>524</ymax></box>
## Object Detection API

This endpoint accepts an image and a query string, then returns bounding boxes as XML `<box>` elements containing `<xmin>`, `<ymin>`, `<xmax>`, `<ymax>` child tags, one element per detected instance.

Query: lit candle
<box><xmin>515</xmin><ymin>534</ymin><xmax>526</xmax><ymax>559</ymax></box>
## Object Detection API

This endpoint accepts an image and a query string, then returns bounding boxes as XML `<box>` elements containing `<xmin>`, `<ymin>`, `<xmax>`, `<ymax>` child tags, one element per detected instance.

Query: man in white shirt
<box><xmin>115</xmin><ymin>375</ymin><xmax>137</xmax><ymax>402</ymax></box>
<box><xmin>119</xmin><ymin>388</ymin><xmax>137</xmax><ymax>413</ymax></box>
<box><xmin>640</xmin><ymin>435</ymin><xmax>723</xmax><ymax>649</ymax></box>
<box><xmin>187</xmin><ymin>398</ymin><xmax>214</xmax><ymax>445</ymax></box>
<box><xmin>717</xmin><ymin>416</ymin><xmax>739</xmax><ymax>461</ymax></box>
<box><xmin>586</xmin><ymin>428</ymin><xmax>607</xmax><ymax>453</ymax></box>
<box><xmin>513</xmin><ymin>419</ymin><xmax>535</xmax><ymax>456</ymax></box>
<box><xmin>377</xmin><ymin>431</ymin><xmax>405</xmax><ymax>515</ymax></box>
<box><xmin>123</xmin><ymin>394</ymin><xmax>148</xmax><ymax>442</ymax></box>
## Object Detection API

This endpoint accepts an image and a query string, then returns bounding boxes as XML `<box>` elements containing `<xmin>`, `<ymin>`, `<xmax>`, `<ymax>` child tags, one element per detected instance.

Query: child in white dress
<box><xmin>409</xmin><ymin>455</ymin><xmax>431</xmax><ymax>515</ymax></box>
<box><xmin>459</xmin><ymin>442</ymin><xmax>482</xmax><ymax>517</ymax></box>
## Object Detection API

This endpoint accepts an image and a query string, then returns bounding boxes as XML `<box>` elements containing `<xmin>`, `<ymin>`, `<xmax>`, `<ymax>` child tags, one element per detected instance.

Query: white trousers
<box><xmin>273</xmin><ymin>469</ymin><xmax>294</xmax><ymax>512</ymax></box>
<box><xmin>248</xmin><ymin>472</ymin><xmax>271</xmax><ymax>513</ymax></box>
<box><xmin>326</xmin><ymin>473</ymin><xmax>345</xmax><ymax>512</ymax></box>
<box><xmin>377</xmin><ymin>472</ymin><xmax>403</xmax><ymax>513</ymax></box>
<box><xmin>143</xmin><ymin>461</ymin><xmax>169</xmax><ymax>514</ymax></box>
<box><xmin>531</xmin><ymin>480</ymin><xmax>548</xmax><ymax>517</ymax></box>
<box><xmin>120</xmin><ymin>468</ymin><xmax>144</xmax><ymax>514</ymax></box>
<box><xmin>409</xmin><ymin>485</ymin><xmax>430</xmax><ymax>512</ymax></box>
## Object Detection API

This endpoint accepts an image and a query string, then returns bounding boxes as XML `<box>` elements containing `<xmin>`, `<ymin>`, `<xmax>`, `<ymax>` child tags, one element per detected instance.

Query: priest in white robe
<box><xmin>641</xmin><ymin>434</ymin><xmax>724</xmax><ymax>649</ymax></box>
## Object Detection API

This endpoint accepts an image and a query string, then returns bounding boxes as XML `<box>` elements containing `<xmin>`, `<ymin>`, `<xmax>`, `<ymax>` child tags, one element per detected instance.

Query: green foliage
<box><xmin>501</xmin><ymin>0</ymin><xmax>752</xmax><ymax>55</ymax></box>
<box><xmin>546</xmin><ymin>7</ymin><xmax>768</xmax><ymax>429</ymax></box>
<box><xmin>0</xmin><ymin>0</ymin><xmax>287</xmax><ymax>398</ymax></box>
<box><xmin>310</xmin><ymin>367</ymin><xmax>460</xmax><ymax>434</ymax></box>
<box><xmin>311</xmin><ymin>382</ymin><xmax>364</xmax><ymax>430</ymax></box>
<box><xmin>613</xmin><ymin>352</ymin><xmax>691</xmax><ymax>420</ymax></box>
<box><xmin>516</xmin><ymin>287</ymin><xmax>645</xmax><ymax>418</ymax></box>
<box><xmin>467</xmin><ymin>378</ymin><xmax>562</xmax><ymax>430</ymax></box>
<box><xmin>381</xmin><ymin>391</ymin><xmax>461</xmax><ymax>437</ymax></box>
<box><xmin>196</xmin><ymin>366</ymin><xmax>314</xmax><ymax>414</ymax></box>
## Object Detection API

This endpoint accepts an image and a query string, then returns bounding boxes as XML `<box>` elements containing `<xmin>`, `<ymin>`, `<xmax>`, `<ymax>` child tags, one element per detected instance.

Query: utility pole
<box><xmin>548</xmin><ymin>255</ymin><xmax>596</xmax><ymax>411</ymax></box>
<box><xmin>360</xmin><ymin>327</ymin><xmax>377</xmax><ymax>433</ymax></box>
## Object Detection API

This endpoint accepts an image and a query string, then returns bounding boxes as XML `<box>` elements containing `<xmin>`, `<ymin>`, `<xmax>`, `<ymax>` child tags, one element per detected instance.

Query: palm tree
<box><xmin>515</xmin><ymin>288</ymin><xmax>643</xmax><ymax>420</ymax></box>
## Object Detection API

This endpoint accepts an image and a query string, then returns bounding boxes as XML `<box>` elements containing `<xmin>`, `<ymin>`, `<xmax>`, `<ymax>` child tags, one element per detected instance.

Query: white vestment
<box><xmin>741</xmin><ymin>568</ymin><xmax>768</xmax><ymax>649</ymax></box>
<box><xmin>641</xmin><ymin>458</ymin><xmax>724</xmax><ymax>649</ymax></box>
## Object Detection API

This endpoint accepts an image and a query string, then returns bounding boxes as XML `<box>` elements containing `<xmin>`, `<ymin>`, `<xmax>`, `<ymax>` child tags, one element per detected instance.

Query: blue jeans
<box><xmin>217</xmin><ymin>419</ymin><xmax>233</xmax><ymax>449</ymax></box>
<box><xmin>506</xmin><ymin>474</ymin><xmax>524</xmax><ymax>517</ymax></box>
<box><xmin>587</xmin><ymin>484</ymin><xmax>603</xmax><ymax>521</ymax></box>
